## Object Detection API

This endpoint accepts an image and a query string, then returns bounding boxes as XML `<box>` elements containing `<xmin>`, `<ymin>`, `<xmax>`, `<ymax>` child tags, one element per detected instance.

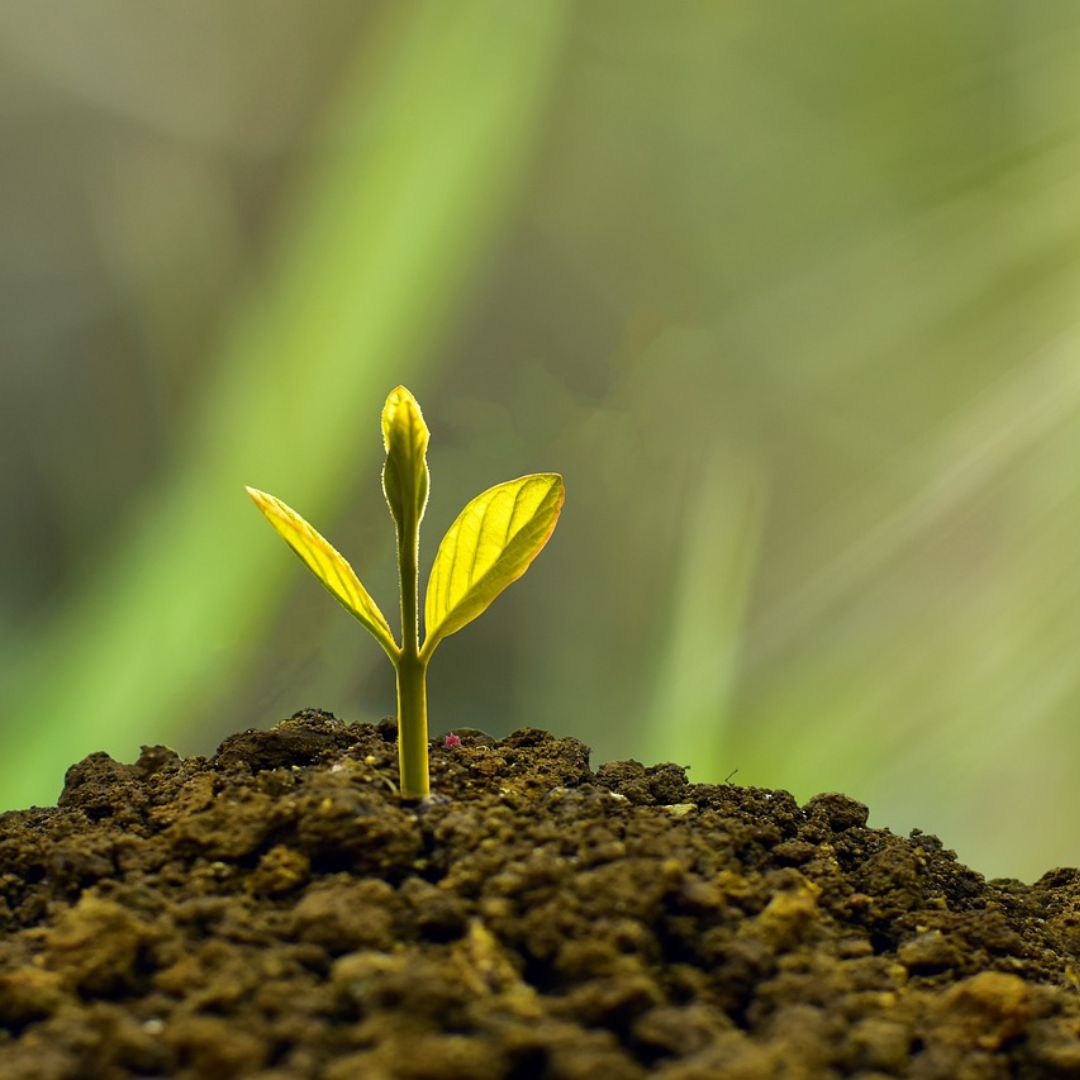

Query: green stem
<box><xmin>396</xmin><ymin>509</ymin><xmax>429</xmax><ymax>799</ymax></box>
<box><xmin>395</xmin><ymin>651</ymin><xmax>429</xmax><ymax>799</ymax></box>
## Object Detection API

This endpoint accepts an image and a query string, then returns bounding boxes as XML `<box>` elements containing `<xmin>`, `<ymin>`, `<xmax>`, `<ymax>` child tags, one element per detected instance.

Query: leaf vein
<box><xmin>463</xmin><ymin>494</ymin><xmax>493</xmax><ymax>592</ymax></box>
<box><xmin>442</xmin><ymin>513</ymin><xmax>463</xmax><ymax>619</ymax></box>
<box><xmin>502</xmin><ymin>481</ymin><xmax>528</xmax><ymax>548</ymax></box>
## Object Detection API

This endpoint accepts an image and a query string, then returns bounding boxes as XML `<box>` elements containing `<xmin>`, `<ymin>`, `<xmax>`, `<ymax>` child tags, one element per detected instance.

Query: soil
<box><xmin>1</xmin><ymin>711</ymin><xmax>1079</xmax><ymax>1079</ymax></box>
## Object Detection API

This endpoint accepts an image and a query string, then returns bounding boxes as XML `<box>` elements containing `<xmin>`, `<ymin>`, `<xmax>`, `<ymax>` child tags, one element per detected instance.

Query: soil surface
<box><xmin>1</xmin><ymin>711</ymin><xmax>1079</xmax><ymax>1079</ymax></box>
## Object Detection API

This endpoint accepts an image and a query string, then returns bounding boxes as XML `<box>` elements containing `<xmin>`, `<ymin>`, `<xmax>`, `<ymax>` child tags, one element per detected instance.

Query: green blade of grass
<box><xmin>641</xmin><ymin>449</ymin><xmax>767</xmax><ymax>778</ymax></box>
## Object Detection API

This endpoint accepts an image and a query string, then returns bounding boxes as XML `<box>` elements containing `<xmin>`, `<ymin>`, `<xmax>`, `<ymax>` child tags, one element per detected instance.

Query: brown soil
<box><xmin>1</xmin><ymin>711</ymin><xmax>1079</xmax><ymax>1079</ymax></box>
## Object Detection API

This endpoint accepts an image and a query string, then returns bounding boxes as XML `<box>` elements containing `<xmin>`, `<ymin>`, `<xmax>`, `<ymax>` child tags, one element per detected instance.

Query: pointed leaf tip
<box><xmin>423</xmin><ymin>472</ymin><xmax>564</xmax><ymax>658</ymax></box>
<box><xmin>381</xmin><ymin>386</ymin><xmax>431</xmax><ymax>532</ymax></box>
<box><xmin>245</xmin><ymin>486</ymin><xmax>398</xmax><ymax>659</ymax></box>
<box><xmin>381</xmin><ymin>386</ymin><xmax>427</xmax><ymax>453</ymax></box>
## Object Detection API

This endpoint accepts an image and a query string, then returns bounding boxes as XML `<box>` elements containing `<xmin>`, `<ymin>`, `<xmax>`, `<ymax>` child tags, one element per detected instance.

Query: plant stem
<box><xmin>395</xmin><ymin>651</ymin><xmax>429</xmax><ymax>799</ymax></box>
<box><xmin>395</xmin><ymin>505</ymin><xmax>429</xmax><ymax>798</ymax></box>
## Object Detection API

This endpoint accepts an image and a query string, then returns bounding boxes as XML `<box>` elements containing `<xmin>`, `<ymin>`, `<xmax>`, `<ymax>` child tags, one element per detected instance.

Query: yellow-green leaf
<box><xmin>381</xmin><ymin>386</ymin><xmax>430</xmax><ymax>535</ymax></box>
<box><xmin>245</xmin><ymin>486</ymin><xmax>398</xmax><ymax>658</ymax></box>
<box><xmin>423</xmin><ymin>473</ymin><xmax>564</xmax><ymax>657</ymax></box>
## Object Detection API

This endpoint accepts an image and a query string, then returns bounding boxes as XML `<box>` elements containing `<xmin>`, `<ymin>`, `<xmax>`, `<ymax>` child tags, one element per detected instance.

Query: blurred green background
<box><xmin>4</xmin><ymin>1</ymin><xmax>1080</xmax><ymax>881</ymax></box>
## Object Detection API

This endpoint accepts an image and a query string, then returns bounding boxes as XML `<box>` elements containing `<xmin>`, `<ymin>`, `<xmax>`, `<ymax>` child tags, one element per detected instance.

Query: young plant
<box><xmin>246</xmin><ymin>386</ymin><xmax>564</xmax><ymax>799</ymax></box>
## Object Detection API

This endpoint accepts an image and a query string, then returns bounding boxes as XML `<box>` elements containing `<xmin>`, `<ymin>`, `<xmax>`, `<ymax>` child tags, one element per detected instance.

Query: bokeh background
<box><xmin>4</xmin><ymin>1</ymin><xmax>1080</xmax><ymax>881</ymax></box>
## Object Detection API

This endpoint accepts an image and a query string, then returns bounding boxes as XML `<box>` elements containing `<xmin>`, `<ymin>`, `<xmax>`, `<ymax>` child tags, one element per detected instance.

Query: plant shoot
<box><xmin>246</xmin><ymin>386</ymin><xmax>564</xmax><ymax>799</ymax></box>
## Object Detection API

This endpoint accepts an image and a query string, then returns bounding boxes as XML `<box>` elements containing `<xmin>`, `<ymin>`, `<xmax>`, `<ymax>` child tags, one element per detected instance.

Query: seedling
<box><xmin>246</xmin><ymin>386</ymin><xmax>564</xmax><ymax>799</ymax></box>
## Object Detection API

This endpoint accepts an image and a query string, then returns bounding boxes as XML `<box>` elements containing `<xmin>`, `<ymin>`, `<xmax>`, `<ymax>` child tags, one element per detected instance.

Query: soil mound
<box><xmin>0</xmin><ymin>709</ymin><xmax>1078</xmax><ymax>1079</ymax></box>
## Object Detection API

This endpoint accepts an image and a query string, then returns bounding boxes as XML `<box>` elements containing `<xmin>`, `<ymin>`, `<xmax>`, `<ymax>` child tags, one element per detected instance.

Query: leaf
<box><xmin>423</xmin><ymin>473</ymin><xmax>564</xmax><ymax>657</ymax></box>
<box><xmin>381</xmin><ymin>386</ymin><xmax>430</xmax><ymax>535</ymax></box>
<box><xmin>245</xmin><ymin>486</ymin><xmax>399</xmax><ymax>658</ymax></box>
